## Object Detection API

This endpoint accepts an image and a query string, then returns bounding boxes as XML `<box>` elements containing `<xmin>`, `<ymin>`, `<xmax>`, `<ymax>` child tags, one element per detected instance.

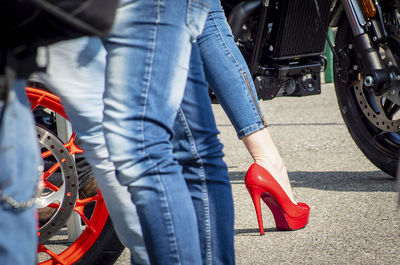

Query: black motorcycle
<box><xmin>31</xmin><ymin>1</ymin><xmax>400</xmax><ymax>264</ymax></box>
<box><xmin>222</xmin><ymin>0</ymin><xmax>400</xmax><ymax>178</ymax></box>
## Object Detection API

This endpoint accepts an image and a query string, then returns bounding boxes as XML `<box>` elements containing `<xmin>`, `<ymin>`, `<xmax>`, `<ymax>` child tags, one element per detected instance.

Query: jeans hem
<box><xmin>237</xmin><ymin>122</ymin><xmax>266</xmax><ymax>139</ymax></box>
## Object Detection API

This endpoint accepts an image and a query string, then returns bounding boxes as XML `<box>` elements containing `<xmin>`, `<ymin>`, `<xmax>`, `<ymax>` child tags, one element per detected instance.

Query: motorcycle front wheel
<box><xmin>333</xmin><ymin>20</ymin><xmax>400</xmax><ymax>178</ymax></box>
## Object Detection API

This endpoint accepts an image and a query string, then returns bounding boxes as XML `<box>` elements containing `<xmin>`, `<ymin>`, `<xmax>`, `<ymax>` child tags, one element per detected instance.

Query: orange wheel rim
<box><xmin>26</xmin><ymin>87</ymin><xmax>109</xmax><ymax>264</ymax></box>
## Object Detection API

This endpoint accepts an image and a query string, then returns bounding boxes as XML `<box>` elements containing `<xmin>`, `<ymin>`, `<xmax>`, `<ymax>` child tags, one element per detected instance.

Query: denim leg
<box><xmin>34</xmin><ymin>37</ymin><xmax>149</xmax><ymax>265</ymax></box>
<box><xmin>172</xmin><ymin>43</ymin><xmax>235</xmax><ymax>265</ymax></box>
<box><xmin>199</xmin><ymin>0</ymin><xmax>266</xmax><ymax>139</ymax></box>
<box><xmin>0</xmin><ymin>80</ymin><xmax>40</xmax><ymax>265</ymax></box>
<box><xmin>102</xmin><ymin>0</ymin><xmax>209</xmax><ymax>264</ymax></box>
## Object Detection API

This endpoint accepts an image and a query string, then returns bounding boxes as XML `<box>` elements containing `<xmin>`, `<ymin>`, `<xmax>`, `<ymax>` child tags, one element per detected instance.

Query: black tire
<box><xmin>75</xmin><ymin>219</ymin><xmax>124</xmax><ymax>265</ymax></box>
<box><xmin>333</xmin><ymin>20</ymin><xmax>399</xmax><ymax>178</ymax></box>
<box><xmin>74</xmin><ymin>159</ymin><xmax>125</xmax><ymax>265</ymax></box>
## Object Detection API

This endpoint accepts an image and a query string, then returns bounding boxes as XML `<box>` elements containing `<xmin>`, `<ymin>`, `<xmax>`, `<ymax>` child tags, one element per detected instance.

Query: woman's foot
<box><xmin>242</xmin><ymin>128</ymin><xmax>296</xmax><ymax>203</ymax></box>
<box><xmin>245</xmin><ymin>163</ymin><xmax>310</xmax><ymax>234</ymax></box>
<box><xmin>254</xmin><ymin>160</ymin><xmax>295</xmax><ymax>204</ymax></box>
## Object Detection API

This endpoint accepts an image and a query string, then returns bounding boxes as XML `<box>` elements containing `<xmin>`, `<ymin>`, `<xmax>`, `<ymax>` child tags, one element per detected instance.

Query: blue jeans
<box><xmin>0</xmin><ymin>80</ymin><xmax>40</xmax><ymax>265</ymax></box>
<box><xmin>103</xmin><ymin>0</ymin><xmax>234</xmax><ymax>264</ymax></box>
<box><xmin>199</xmin><ymin>0</ymin><xmax>266</xmax><ymax>139</ymax></box>
<box><xmin>34</xmin><ymin>37</ymin><xmax>150</xmax><ymax>265</ymax></box>
<box><xmin>173</xmin><ymin>44</ymin><xmax>234</xmax><ymax>265</ymax></box>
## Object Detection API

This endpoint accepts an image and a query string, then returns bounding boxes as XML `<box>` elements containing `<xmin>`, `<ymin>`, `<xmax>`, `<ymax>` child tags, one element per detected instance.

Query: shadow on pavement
<box><xmin>233</xmin><ymin>227</ymin><xmax>291</xmax><ymax>236</ymax></box>
<box><xmin>229</xmin><ymin>170</ymin><xmax>397</xmax><ymax>192</ymax></box>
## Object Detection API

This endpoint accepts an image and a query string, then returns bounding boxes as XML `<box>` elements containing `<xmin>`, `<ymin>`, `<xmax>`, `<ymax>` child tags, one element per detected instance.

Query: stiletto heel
<box><xmin>246</xmin><ymin>184</ymin><xmax>267</xmax><ymax>235</ymax></box>
<box><xmin>245</xmin><ymin>163</ymin><xmax>310</xmax><ymax>235</ymax></box>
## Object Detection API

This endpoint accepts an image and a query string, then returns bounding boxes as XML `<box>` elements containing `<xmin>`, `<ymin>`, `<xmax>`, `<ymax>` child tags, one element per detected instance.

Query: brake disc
<box><xmin>353</xmin><ymin>79</ymin><xmax>400</xmax><ymax>132</ymax></box>
<box><xmin>36</xmin><ymin>125</ymin><xmax>78</xmax><ymax>243</ymax></box>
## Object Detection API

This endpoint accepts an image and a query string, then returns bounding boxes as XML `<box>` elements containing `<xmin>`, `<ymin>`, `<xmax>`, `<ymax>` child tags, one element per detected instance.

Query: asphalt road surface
<box><xmin>115</xmin><ymin>82</ymin><xmax>400</xmax><ymax>264</ymax></box>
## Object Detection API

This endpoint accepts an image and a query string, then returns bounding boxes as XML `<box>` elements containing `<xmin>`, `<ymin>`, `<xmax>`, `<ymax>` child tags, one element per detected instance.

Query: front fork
<box><xmin>341</xmin><ymin>0</ymin><xmax>399</xmax><ymax>97</ymax></box>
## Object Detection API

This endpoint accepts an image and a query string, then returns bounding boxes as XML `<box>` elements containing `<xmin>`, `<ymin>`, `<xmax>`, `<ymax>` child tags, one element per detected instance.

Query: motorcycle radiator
<box><xmin>269</xmin><ymin>0</ymin><xmax>332</xmax><ymax>60</ymax></box>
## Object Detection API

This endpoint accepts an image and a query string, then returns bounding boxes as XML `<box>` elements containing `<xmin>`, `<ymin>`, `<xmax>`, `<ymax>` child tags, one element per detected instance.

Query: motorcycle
<box><xmin>30</xmin><ymin>0</ymin><xmax>400</xmax><ymax>264</ymax></box>
<box><xmin>222</xmin><ymin>0</ymin><xmax>400</xmax><ymax>178</ymax></box>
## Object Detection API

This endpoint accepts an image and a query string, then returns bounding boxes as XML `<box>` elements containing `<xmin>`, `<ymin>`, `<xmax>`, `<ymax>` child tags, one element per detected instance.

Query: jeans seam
<box><xmin>155</xmin><ymin>171</ymin><xmax>181</xmax><ymax>263</ymax></box>
<box><xmin>210</xmin><ymin>12</ymin><xmax>267</xmax><ymax>129</ymax></box>
<box><xmin>141</xmin><ymin>1</ymin><xmax>181</xmax><ymax>262</ymax></box>
<box><xmin>177</xmin><ymin>108</ymin><xmax>212</xmax><ymax>265</ymax></box>
<box><xmin>210</xmin><ymin>12</ymin><xmax>241</xmax><ymax>69</ymax></box>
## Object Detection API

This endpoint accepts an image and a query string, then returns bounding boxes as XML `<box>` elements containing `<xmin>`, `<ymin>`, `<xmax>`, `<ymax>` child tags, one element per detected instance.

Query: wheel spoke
<box><xmin>30</xmin><ymin>95</ymin><xmax>46</xmax><ymax>111</ymax></box>
<box><xmin>387</xmin><ymin>103</ymin><xmax>400</xmax><ymax>119</ymax></box>
<box><xmin>382</xmin><ymin>97</ymin><xmax>393</xmax><ymax>114</ymax></box>
<box><xmin>74</xmin><ymin>206</ymin><xmax>97</xmax><ymax>234</ymax></box>
<box><xmin>64</xmin><ymin>133</ymin><xmax>84</xmax><ymax>155</ymax></box>
<box><xmin>376</xmin><ymin>96</ymin><xmax>400</xmax><ymax>124</ymax></box>
<box><xmin>41</xmin><ymin>150</ymin><xmax>53</xmax><ymax>159</ymax></box>
<box><xmin>73</xmin><ymin>196</ymin><xmax>101</xmax><ymax>235</ymax></box>
<box><xmin>43</xmin><ymin>181</ymin><xmax>60</xmax><ymax>192</ymax></box>
<box><xmin>42</xmin><ymin>134</ymin><xmax>83</xmax><ymax>159</ymax></box>
<box><xmin>38</xmin><ymin>244</ymin><xmax>68</xmax><ymax>265</ymax></box>
<box><xmin>75</xmin><ymin>195</ymin><xmax>100</xmax><ymax>205</ymax></box>
<box><xmin>43</xmin><ymin>163</ymin><xmax>61</xmax><ymax>181</ymax></box>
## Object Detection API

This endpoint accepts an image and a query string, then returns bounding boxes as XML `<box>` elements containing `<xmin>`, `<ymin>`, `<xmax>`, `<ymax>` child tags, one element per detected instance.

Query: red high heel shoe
<box><xmin>245</xmin><ymin>163</ymin><xmax>310</xmax><ymax>235</ymax></box>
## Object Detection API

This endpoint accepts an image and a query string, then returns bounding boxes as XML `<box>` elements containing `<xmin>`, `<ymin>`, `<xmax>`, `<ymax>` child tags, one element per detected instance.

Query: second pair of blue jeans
<box><xmin>103</xmin><ymin>0</ymin><xmax>235</xmax><ymax>264</ymax></box>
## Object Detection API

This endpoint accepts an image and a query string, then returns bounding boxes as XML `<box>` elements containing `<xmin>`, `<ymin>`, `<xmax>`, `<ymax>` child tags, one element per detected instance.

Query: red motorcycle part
<box><xmin>26</xmin><ymin>87</ymin><xmax>111</xmax><ymax>264</ymax></box>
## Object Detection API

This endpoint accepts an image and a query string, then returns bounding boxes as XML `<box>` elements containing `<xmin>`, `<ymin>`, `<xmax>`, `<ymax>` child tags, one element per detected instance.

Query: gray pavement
<box><xmin>115</xmin><ymin>82</ymin><xmax>400</xmax><ymax>264</ymax></box>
